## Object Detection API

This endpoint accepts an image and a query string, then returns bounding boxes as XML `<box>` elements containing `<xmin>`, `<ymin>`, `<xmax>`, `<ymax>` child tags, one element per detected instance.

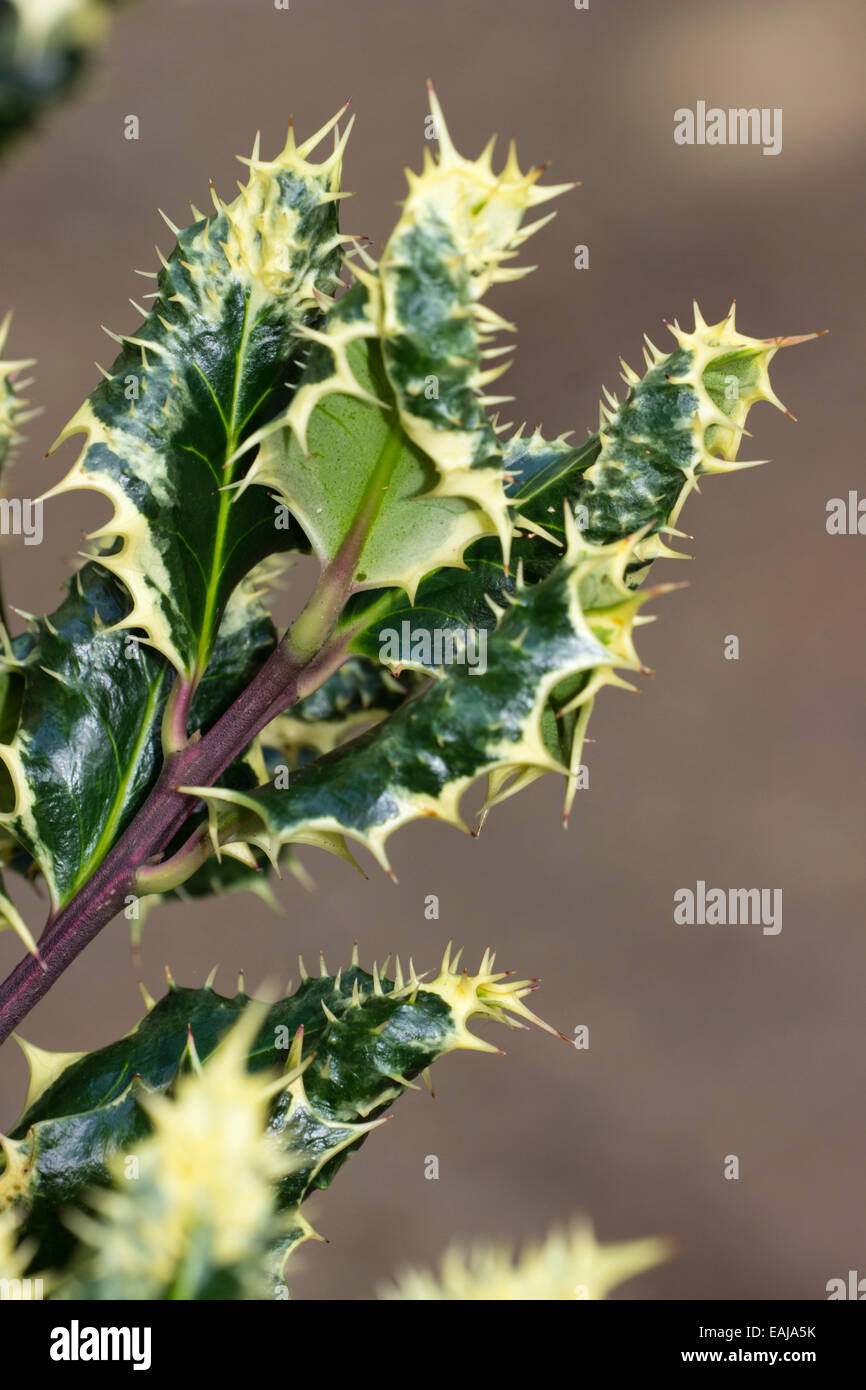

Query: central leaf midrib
<box><xmin>349</xmin><ymin>416</ymin><xmax>404</xmax><ymax>559</ymax></box>
<box><xmin>334</xmin><ymin>352</ymin><xmax>407</xmax><ymax>575</ymax></box>
<box><xmin>193</xmin><ymin>296</ymin><xmax>252</xmax><ymax>679</ymax></box>
<box><xmin>66</xmin><ymin>670</ymin><xmax>165</xmax><ymax>900</ymax></box>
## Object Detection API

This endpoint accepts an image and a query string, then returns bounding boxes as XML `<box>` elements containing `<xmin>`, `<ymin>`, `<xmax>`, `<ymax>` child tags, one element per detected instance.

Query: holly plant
<box><xmin>0</xmin><ymin>87</ymin><xmax>816</xmax><ymax>1299</ymax></box>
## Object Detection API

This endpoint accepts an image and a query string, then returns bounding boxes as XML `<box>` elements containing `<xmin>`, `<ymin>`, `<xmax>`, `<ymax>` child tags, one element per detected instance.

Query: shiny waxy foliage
<box><xmin>0</xmin><ymin>561</ymin><xmax>277</xmax><ymax>909</ymax></box>
<box><xmin>0</xmin><ymin>946</ymin><xmax>553</xmax><ymax>1290</ymax></box>
<box><xmin>0</xmin><ymin>94</ymin><xmax>810</xmax><ymax>928</ymax></box>
<box><xmin>237</xmin><ymin>289</ymin><xmax>498</xmax><ymax>603</ymax></box>
<box><xmin>43</xmin><ymin>116</ymin><xmax>347</xmax><ymax>680</ymax></box>
<box><xmin>0</xmin><ymin>91</ymin><xmax>817</xmax><ymax>1300</ymax></box>
<box><xmin>192</xmin><ymin>520</ymin><xmax>667</xmax><ymax>871</ymax></box>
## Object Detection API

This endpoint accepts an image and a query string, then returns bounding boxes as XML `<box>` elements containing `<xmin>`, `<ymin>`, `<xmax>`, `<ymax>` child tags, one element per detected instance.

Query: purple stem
<box><xmin>0</xmin><ymin>633</ymin><xmax>336</xmax><ymax>1044</ymax></box>
<box><xmin>0</xmin><ymin>431</ymin><xmax>390</xmax><ymax>1043</ymax></box>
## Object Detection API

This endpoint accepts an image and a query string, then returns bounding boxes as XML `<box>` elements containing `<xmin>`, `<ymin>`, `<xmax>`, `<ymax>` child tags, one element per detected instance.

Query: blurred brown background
<box><xmin>0</xmin><ymin>0</ymin><xmax>863</xmax><ymax>1299</ymax></box>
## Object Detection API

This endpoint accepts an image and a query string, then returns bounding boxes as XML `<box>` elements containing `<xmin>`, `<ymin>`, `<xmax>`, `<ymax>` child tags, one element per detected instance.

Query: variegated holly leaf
<box><xmin>0</xmin><ymin>120</ymin><xmax>349</xmax><ymax>920</ymax></box>
<box><xmin>0</xmin><ymin>561</ymin><xmax>277</xmax><ymax>912</ymax></box>
<box><xmin>339</xmin><ymin>430</ymin><xmax>587</xmax><ymax>674</ymax></box>
<box><xmin>333</xmin><ymin>307</ymin><xmax>813</xmax><ymax>824</ymax></box>
<box><xmin>184</xmin><ymin>520</ymin><xmax>666</xmax><ymax>876</ymax></box>
<box><xmin>141</xmin><ymin>656</ymin><xmax>411</xmax><ymax>914</ymax></box>
<box><xmin>343</xmin><ymin>305</ymin><xmax>813</xmax><ymax>676</ymax></box>
<box><xmin>233</xmin><ymin>91</ymin><xmax>572</xmax><ymax>609</ymax></box>
<box><xmin>56</xmin><ymin>1008</ymin><xmax>299</xmax><ymax>1301</ymax></box>
<box><xmin>376</xmin><ymin>85</ymin><xmax>572</xmax><ymax>556</ymax></box>
<box><xmin>152</xmin><ymin>658</ymin><xmax>422</xmax><ymax>910</ymax></box>
<box><xmin>42</xmin><ymin>112</ymin><xmax>349</xmax><ymax>683</ymax></box>
<box><xmin>1</xmin><ymin>947</ymin><xmax>554</xmax><ymax>1280</ymax></box>
<box><xmin>181</xmin><ymin>306</ymin><xmax>812</xmax><ymax>862</ymax></box>
<box><xmin>234</xmin><ymin>283</ymin><xmax>498</xmax><ymax>606</ymax></box>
